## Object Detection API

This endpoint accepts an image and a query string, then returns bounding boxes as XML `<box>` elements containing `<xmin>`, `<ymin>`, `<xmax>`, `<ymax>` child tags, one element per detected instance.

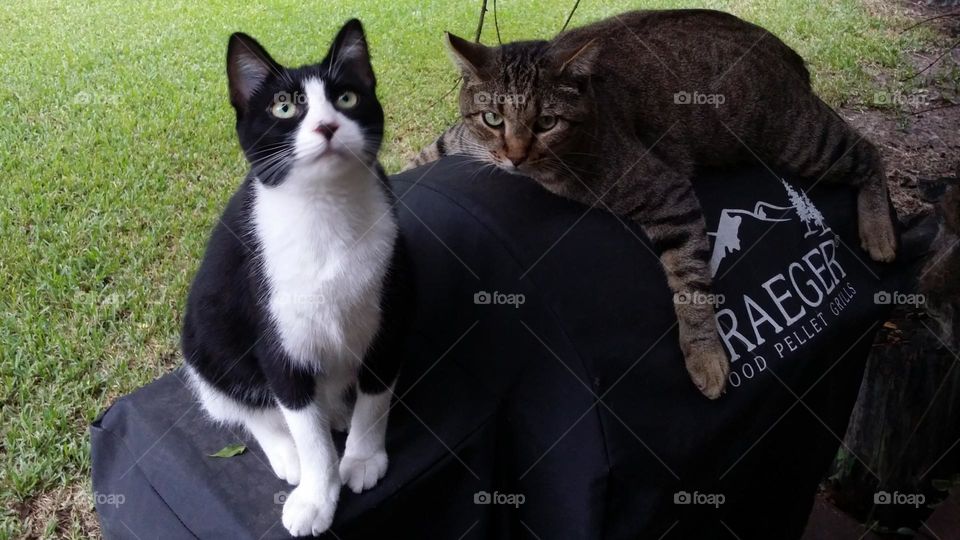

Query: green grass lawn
<box><xmin>0</xmin><ymin>0</ymin><xmax>931</xmax><ymax>537</ymax></box>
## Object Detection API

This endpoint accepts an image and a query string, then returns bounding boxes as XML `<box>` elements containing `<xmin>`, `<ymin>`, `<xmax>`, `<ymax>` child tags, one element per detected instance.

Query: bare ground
<box><xmin>844</xmin><ymin>1</ymin><xmax>960</xmax><ymax>220</ymax></box>
<box><xmin>823</xmin><ymin>2</ymin><xmax>960</xmax><ymax>536</ymax></box>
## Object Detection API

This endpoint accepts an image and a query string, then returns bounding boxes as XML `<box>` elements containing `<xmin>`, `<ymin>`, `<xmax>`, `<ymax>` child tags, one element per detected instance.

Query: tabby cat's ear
<box><xmin>227</xmin><ymin>33</ymin><xmax>282</xmax><ymax>112</ymax></box>
<box><xmin>327</xmin><ymin>19</ymin><xmax>375</xmax><ymax>88</ymax></box>
<box><xmin>549</xmin><ymin>38</ymin><xmax>599</xmax><ymax>78</ymax></box>
<box><xmin>445</xmin><ymin>32</ymin><xmax>494</xmax><ymax>79</ymax></box>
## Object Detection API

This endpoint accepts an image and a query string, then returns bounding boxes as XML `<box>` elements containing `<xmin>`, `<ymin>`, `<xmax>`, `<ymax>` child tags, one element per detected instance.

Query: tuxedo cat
<box><xmin>181</xmin><ymin>20</ymin><xmax>407</xmax><ymax>536</ymax></box>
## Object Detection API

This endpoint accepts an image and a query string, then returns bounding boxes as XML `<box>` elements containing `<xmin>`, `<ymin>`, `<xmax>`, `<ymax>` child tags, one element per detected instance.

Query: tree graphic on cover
<box><xmin>781</xmin><ymin>179</ymin><xmax>827</xmax><ymax>237</ymax></box>
<box><xmin>707</xmin><ymin>179</ymin><xmax>833</xmax><ymax>277</ymax></box>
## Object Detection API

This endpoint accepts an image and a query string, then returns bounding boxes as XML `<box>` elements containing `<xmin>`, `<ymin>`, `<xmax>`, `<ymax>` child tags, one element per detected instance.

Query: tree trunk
<box><xmin>830</xmin><ymin>185</ymin><xmax>960</xmax><ymax>531</ymax></box>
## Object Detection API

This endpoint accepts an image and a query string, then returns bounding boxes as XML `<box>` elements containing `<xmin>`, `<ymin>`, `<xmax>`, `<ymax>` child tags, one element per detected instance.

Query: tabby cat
<box><xmin>407</xmin><ymin>9</ymin><xmax>897</xmax><ymax>399</ymax></box>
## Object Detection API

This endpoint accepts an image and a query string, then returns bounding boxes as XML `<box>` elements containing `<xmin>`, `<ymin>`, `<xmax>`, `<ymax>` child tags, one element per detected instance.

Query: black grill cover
<box><xmin>92</xmin><ymin>157</ymin><xmax>900</xmax><ymax>539</ymax></box>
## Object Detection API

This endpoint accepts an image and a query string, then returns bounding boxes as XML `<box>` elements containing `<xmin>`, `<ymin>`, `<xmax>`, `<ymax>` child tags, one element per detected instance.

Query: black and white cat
<box><xmin>181</xmin><ymin>20</ymin><xmax>407</xmax><ymax>536</ymax></box>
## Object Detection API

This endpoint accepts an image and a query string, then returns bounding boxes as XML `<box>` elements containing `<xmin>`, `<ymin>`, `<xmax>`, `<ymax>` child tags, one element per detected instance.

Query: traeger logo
<box><xmin>708</xmin><ymin>179</ymin><xmax>858</xmax><ymax>389</ymax></box>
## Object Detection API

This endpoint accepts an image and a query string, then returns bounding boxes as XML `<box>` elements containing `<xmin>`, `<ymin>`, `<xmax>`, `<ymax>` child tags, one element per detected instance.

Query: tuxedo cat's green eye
<box><xmin>536</xmin><ymin>115</ymin><xmax>558</xmax><ymax>131</ymax></box>
<box><xmin>271</xmin><ymin>101</ymin><xmax>298</xmax><ymax>119</ymax></box>
<box><xmin>482</xmin><ymin>111</ymin><xmax>503</xmax><ymax>128</ymax></box>
<box><xmin>336</xmin><ymin>91</ymin><xmax>359</xmax><ymax>109</ymax></box>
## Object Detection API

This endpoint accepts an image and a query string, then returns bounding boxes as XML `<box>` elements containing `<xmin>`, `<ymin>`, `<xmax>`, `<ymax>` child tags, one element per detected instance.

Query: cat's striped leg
<box><xmin>774</xmin><ymin>94</ymin><xmax>897</xmax><ymax>262</ymax></box>
<box><xmin>403</xmin><ymin>122</ymin><xmax>467</xmax><ymax>171</ymax></box>
<box><xmin>610</xmin><ymin>168</ymin><xmax>730</xmax><ymax>399</ymax></box>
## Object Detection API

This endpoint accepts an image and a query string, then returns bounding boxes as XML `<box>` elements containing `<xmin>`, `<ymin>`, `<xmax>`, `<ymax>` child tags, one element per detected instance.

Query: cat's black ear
<box><xmin>445</xmin><ymin>32</ymin><xmax>494</xmax><ymax>79</ymax></box>
<box><xmin>327</xmin><ymin>19</ymin><xmax>375</xmax><ymax>88</ymax></box>
<box><xmin>227</xmin><ymin>33</ymin><xmax>282</xmax><ymax>112</ymax></box>
<box><xmin>549</xmin><ymin>38</ymin><xmax>599</xmax><ymax>78</ymax></box>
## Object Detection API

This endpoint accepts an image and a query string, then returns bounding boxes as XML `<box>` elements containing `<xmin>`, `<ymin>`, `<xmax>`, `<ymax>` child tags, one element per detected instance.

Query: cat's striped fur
<box><xmin>407</xmin><ymin>9</ymin><xmax>898</xmax><ymax>399</ymax></box>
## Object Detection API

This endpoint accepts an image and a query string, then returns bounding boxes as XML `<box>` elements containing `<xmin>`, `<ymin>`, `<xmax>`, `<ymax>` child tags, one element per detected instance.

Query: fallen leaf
<box><xmin>209</xmin><ymin>443</ymin><xmax>247</xmax><ymax>458</ymax></box>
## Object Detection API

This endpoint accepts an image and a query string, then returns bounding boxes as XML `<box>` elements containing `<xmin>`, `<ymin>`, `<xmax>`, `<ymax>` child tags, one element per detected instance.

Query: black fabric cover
<box><xmin>92</xmin><ymin>157</ymin><xmax>901</xmax><ymax>539</ymax></box>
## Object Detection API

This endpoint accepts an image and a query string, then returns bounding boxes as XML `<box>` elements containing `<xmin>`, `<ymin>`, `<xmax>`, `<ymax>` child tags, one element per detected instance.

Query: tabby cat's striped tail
<box><xmin>403</xmin><ymin>123</ymin><xmax>468</xmax><ymax>171</ymax></box>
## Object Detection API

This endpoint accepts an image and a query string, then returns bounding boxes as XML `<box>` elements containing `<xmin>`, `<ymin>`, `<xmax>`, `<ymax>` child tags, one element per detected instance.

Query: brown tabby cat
<box><xmin>407</xmin><ymin>9</ymin><xmax>898</xmax><ymax>399</ymax></box>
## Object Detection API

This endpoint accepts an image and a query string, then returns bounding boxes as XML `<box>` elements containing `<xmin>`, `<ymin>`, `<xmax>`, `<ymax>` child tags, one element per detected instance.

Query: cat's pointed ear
<box><xmin>227</xmin><ymin>33</ymin><xmax>281</xmax><ymax>112</ymax></box>
<box><xmin>445</xmin><ymin>32</ymin><xmax>494</xmax><ymax>79</ymax></box>
<box><xmin>327</xmin><ymin>19</ymin><xmax>375</xmax><ymax>88</ymax></box>
<box><xmin>550</xmin><ymin>38</ymin><xmax>599</xmax><ymax>78</ymax></box>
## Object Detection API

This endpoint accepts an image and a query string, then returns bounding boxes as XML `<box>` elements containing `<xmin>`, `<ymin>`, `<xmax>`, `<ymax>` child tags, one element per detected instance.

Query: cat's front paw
<box><xmin>339</xmin><ymin>450</ymin><xmax>388</xmax><ymax>493</ymax></box>
<box><xmin>281</xmin><ymin>483</ymin><xmax>339</xmax><ymax>537</ymax></box>
<box><xmin>686</xmin><ymin>347</ymin><xmax>729</xmax><ymax>400</ymax></box>
<box><xmin>859</xmin><ymin>213</ymin><xmax>897</xmax><ymax>263</ymax></box>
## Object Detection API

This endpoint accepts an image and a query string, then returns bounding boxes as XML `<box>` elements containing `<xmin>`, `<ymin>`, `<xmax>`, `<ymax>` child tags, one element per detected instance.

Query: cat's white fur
<box><xmin>192</xmin><ymin>78</ymin><xmax>398</xmax><ymax>537</ymax></box>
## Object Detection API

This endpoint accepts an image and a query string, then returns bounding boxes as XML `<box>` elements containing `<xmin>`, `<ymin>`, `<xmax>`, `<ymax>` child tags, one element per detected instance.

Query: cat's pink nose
<box><xmin>315</xmin><ymin>122</ymin><xmax>339</xmax><ymax>140</ymax></box>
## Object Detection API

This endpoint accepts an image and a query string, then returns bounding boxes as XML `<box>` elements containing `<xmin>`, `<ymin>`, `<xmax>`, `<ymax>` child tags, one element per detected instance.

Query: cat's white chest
<box><xmin>252</xmin><ymin>170</ymin><xmax>396</xmax><ymax>370</ymax></box>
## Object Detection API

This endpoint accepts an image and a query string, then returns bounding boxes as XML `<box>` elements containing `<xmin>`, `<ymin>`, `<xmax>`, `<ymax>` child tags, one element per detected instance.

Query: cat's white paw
<box><xmin>261</xmin><ymin>439</ymin><xmax>300</xmax><ymax>485</ymax></box>
<box><xmin>339</xmin><ymin>451</ymin><xmax>388</xmax><ymax>494</ymax></box>
<box><xmin>281</xmin><ymin>483</ymin><xmax>339</xmax><ymax>537</ymax></box>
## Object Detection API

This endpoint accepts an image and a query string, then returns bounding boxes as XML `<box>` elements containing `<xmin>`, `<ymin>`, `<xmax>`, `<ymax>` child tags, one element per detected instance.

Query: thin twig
<box><xmin>899</xmin><ymin>12</ymin><xmax>960</xmax><ymax>34</ymax></box>
<box><xmin>561</xmin><ymin>0</ymin><xmax>582</xmax><ymax>32</ymax></box>
<box><xmin>474</xmin><ymin>0</ymin><xmax>488</xmax><ymax>43</ymax></box>
<box><xmin>423</xmin><ymin>76</ymin><xmax>463</xmax><ymax>114</ymax></box>
<box><xmin>911</xmin><ymin>102</ymin><xmax>960</xmax><ymax>116</ymax></box>
<box><xmin>493</xmin><ymin>0</ymin><xmax>502</xmax><ymax>44</ymax></box>
<box><xmin>902</xmin><ymin>37</ymin><xmax>960</xmax><ymax>81</ymax></box>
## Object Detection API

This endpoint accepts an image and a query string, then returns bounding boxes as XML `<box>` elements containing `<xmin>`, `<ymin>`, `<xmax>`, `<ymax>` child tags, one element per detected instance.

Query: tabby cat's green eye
<box><xmin>271</xmin><ymin>101</ymin><xmax>297</xmax><ymax>119</ymax></box>
<box><xmin>482</xmin><ymin>111</ymin><xmax>503</xmax><ymax>128</ymax></box>
<box><xmin>337</xmin><ymin>91</ymin><xmax>359</xmax><ymax>109</ymax></box>
<box><xmin>536</xmin><ymin>115</ymin><xmax>558</xmax><ymax>130</ymax></box>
